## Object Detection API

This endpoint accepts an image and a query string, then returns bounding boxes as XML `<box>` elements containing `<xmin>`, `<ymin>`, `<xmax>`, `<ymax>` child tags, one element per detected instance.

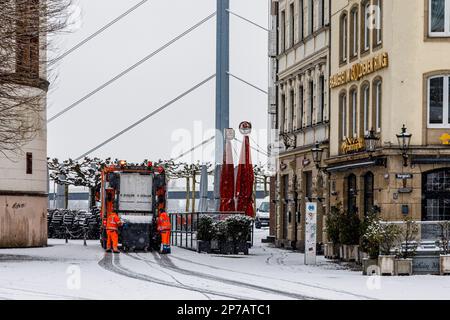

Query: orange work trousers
<box><xmin>161</xmin><ymin>231</ymin><xmax>171</xmax><ymax>246</ymax></box>
<box><xmin>106</xmin><ymin>230</ymin><xmax>119</xmax><ymax>251</ymax></box>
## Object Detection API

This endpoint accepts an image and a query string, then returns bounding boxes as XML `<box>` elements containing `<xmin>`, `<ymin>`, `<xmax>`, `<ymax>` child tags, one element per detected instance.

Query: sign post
<box><xmin>305</xmin><ymin>202</ymin><xmax>317</xmax><ymax>265</ymax></box>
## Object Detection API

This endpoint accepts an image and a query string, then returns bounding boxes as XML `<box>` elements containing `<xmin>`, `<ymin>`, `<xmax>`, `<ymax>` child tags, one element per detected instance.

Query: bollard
<box><xmin>65</xmin><ymin>229</ymin><xmax>68</xmax><ymax>244</ymax></box>
<box><xmin>83</xmin><ymin>228</ymin><xmax>87</xmax><ymax>246</ymax></box>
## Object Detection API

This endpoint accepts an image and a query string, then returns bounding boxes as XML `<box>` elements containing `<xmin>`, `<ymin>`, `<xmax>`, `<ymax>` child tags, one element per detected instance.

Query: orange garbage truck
<box><xmin>99</xmin><ymin>161</ymin><xmax>168</xmax><ymax>252</ymax></box>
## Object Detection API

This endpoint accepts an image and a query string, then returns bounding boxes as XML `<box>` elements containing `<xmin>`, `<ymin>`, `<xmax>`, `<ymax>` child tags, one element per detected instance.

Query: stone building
<box><xmin>0</xmin><ymin>2</ymin><xmax>48</xmax><ymax>247</ymax></box>
<box><xmin>273</xmin><ymin>0</ymin><xmax>330</xmax><ymax>250</ymax></box>
<box><xmin>327</xmin><ymin>0</ymin><xmax>450</xmax><ymax>226</ymax></box>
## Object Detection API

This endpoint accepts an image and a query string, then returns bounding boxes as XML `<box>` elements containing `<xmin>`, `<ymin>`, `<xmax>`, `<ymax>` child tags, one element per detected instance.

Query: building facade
<box><xmin>273</xmin><ymin>0</ymin><xmax>330</xmax><ymax>250</ymax></box>
<box><xmin>327</xmin><ymin>0</ymin><xmax>450</xmax><ymax>226</ymax></box>
<box><xmin>0</xmin><ymin>3</ymin><xmax>48</xmax><ymax>247</ymax></box>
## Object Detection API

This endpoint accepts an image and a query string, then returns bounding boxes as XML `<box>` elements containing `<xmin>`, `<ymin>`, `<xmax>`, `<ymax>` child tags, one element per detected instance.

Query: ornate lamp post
<box><xmin>396</xmin><ymin>124</ymin><xmax>412</xmax><ymax>167</ymax></box>
<box><xmin>312</xmin><ymin>142</ymin><xmax>324</xmax><ymax>170</ymax></box>
<box><xmin>364</xmin><ymin>128</ymin><xmax>380</xmax><ymax>158</ymax></box>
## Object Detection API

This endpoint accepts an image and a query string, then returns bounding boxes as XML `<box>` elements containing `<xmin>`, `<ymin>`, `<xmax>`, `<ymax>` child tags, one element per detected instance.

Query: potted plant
<box><xmin>360</xmin><ymin>209</ymin><xmax>382</xmax><ymax>275</ymax></box>
<box><xmin>225</xmin><ymin>215</ymin><xmax>253</xmax><ymax>255</ymax></box>
<box><xmin>196</xmin><ymin>215</ymin><xmax>215</xmax><ymax>253</ymax></box>
<box><xmin>378</xmin><ymin>223</ymin><xmax>401</xmax><ymax>276</ymax></box>
<box><xmin>339</xmin><ymin>209</ymin><xmax>361</xmax><ymax>262</ymax></box>
<box><xmin>325</xmin><ymin>205</ymin><xmax>341</xmax><ymax>259</ymax></box>
<box><xmin>213</xmin><ymin>220</ymin><xmax>233</xmax><ymax>255</ymax></box>
<box><xmin>438</xmin><ymin>221</ymin><xmax>450</xmax><ymax>275</ymax></box>
<box><xmin>395</xmin><ymin>217</ymin><xmax>418</xmax><ymax>276</ymax></box>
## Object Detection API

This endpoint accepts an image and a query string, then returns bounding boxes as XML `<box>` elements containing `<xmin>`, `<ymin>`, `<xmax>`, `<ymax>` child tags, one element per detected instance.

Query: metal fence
<box><xmin>169</xmin><ymin>211</ymin><xmax>254</xmax><ymax>251</ymax></box>
<box><xmin>380</xmin><ymin>220</ymin><xmax>450</xmax><ymax>250</ymax></box>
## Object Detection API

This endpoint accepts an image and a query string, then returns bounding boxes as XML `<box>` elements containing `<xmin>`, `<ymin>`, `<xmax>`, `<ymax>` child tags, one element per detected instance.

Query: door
<box><xmin>282</xmin><ymin>175</ymin><xmax>289</xmax><ymax>239</ymax></box>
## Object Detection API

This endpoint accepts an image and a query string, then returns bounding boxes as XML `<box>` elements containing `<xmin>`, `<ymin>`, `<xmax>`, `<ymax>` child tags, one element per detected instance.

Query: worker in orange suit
<box><xmin>157</xmin><ymin>210</ymin><xmax>171</xmax><ymax>254</ymax></box>
<box><xmin>106</xmin><ymin>212</ymin><xmax>123</xmax><ymax>254</ymax></box>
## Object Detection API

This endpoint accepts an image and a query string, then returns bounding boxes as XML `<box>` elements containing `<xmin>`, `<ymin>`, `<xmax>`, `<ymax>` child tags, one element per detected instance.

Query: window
<box><xmin>423</xmin><ymin>169</ymin><xmax>450</xmax><ymax>221</ymax></box>
<box><xmin>289</xmin><ymin>3</ymin><xmax>295</xmax><ymax>47</ymax></box>
<box><xmin>304</xmin><ymin>171</ymin><xmax>313</xmax><ymax>200</ymax></box>
<box><xmin>429</xmin><ymin>0</ymin><xmax>450</xmax><ymax>36</ymax></box>
<box><xmin>319</xmin><ymin>0</ymin><xmax>325</xmax><ymax>27</ymax></box>
<box><xmin>308</xmin><ymin>80</ymin><xmax>314</xmax><ymax>126</ymax></box>
<box><xmin>309</xmin><ymin>0</ymin><xmax>314</xmax><ymax>35</ymax></box>
<box><xmin>290</xmin><ymin>89</ymin><xmax>295</xmax><ymax>131</ymax></box>
<box><xmin>364</xmin><ymin>172</ymin><xmax>374</xmax><ymax>217</ymax></box>
<box><xmin>374</xmin><ymin>80</ymin><xmax>382</xmax><ymax>132</ymax></box>
<box><xmin>281</xmin><ymin>93</ymin><xmax>286</xmax><ymax>132</ymax></box>
<box><xmin>347</xmin><ymin>174</ymin><xmax>358</xmax><ymax>214</ymax></box>
<box><xmin>280</xmin><ymin>10</ymin><xmax>286</xmax><ymax>53</ymax></box>
<box><xmin>318</xmin><ymin>75</ymin><xmax>325</xmax><ymax>123</ymax></box>
<box><xmin>26</xmin><ymin>152</ymin><xmax>33</xmax><ymax>175</ymax></box>
<box><xmin>299</xmin><ymin>0</ymin><xmax>304</xmax><ymax>40</ymax></box>
<box><xmin>373</xmin><ymin>0</ymin><xmax>383</xmax><ymax>45</ymax></box>
<box><xmin>361</xmin><ymin>1</ymin><xmax>370</xmax><ymax>52</ymax></box>
<box><xmin>340</xmin><ymin>13</ymin><xmax>348</xmax><ymax>62</ymax></box>
<box><xmin>350</xmin><ymin>7</ymin><xmax>358</xmax><ymax>57</ymax></box>
<box><xmin>361</xmin><ymin>84</ymin><xmax>370</xmax><ymax>134</ymax></box>
<box><xmin>350</xmin><ymin>89</ymin><xmax>358</xmax><ymax>137</ymax></box>
<box><xmin>16</xmin><ymin>0</ymin><xmax>40</xmax><ymax>77</ymax></box>
<box><xmin>428</xmin><ymin>75</ymin><xmax>450</xmax><ymax>128</ymax></box>
<box><xmin>298</xmin><ymin>85</ymin><xmax>304</xmax><ymax>128</ymax></box>
<box><xmin>340</xmin><ymin>93</ymin><xmax>347</xmax><ymax>140</ymax></box>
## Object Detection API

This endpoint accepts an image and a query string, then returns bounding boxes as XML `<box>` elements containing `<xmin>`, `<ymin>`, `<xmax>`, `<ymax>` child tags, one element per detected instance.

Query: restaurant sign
<box><xmin>330</xmin><ymin>52</ymin><xmax>389</xmax><ymax>89</ymax></box>
<box><xmin>341</xmin><ymin>137</ymin><xmax>365</xmax><ymax>154</ymax></box>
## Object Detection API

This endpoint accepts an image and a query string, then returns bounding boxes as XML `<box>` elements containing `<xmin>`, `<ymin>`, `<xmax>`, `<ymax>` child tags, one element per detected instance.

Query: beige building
<box><xmin>0</xmin><ymin>5</ymin><xmax>48</xmax><ymax>247</ymax></box>
<box><xmin>327</xmin><ymin>0</ymin><xmax>450</xmax><ymax>224</ymax></box>
<box><xmin>273</xmin><ymin>0</ymin><xmax>330</xmax><ymax>250</ymax></box>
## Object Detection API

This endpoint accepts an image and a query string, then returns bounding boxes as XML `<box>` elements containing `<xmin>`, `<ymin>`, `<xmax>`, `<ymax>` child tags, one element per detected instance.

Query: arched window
<box><xmin>350</xmin><ymin>88</ymin><xmax>358</xmax><ymax>137</ymax></box>
<box><xmin>360</xmin><ymin>83</ymin><xmax>370</xmax><ymax>135</ymax></box>
<box><xmin>350</xmin><ymin>6</ymin><xmax>358</xmax><ymax>58</ymax></box>
<box><xmin>298</xmin><ymin>84</ymin><xmax>304</xmax><ymax>128</ymax></box>
<box><xmin>339</xmin><ymin>92</ymin><xmax>347</xmax><ymax>141</ymax></box>
<box><xmin>364</xmin><ymin>172</ymin><xmax>374</xmax><ymax>216</ymax></box>
<box><xmin>347</xmin><ymin>174</ymin><xmax>357</xmax><ymax>214</ymax></box>
<box><xmin>340</xmin><ymin>13</ymin><xmax>348</xmax><ymax>63</ymax></box>
<box><xmin>373</xmin><ymin>0</ymin><xmax>383</xmax><ymax>46</ymax></box>
<box><xmin>373</xmin><ymin>79</ymin><xmax>382</xmax><ymax>132</ymax></box>
<box><xmin>428</xmin><ymin>74</ymin><xmax>450</xmax><ymax>128</ymax></box>
<box><xmin>361</xmin><ymin>1</ymin><xmax>370</xmax><ymax>52</ymax></box>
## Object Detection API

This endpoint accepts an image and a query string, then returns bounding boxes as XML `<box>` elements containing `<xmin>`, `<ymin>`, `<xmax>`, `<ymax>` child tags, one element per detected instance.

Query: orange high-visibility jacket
<box><xmin>157</xmin><ymin>212</ymin><xmax>171</xmax><ymax>232</ymax></box>
<box><xmin>106</xmin><ymin>213</ymin><xmax>122</xmax><ymax>231</ymax></box>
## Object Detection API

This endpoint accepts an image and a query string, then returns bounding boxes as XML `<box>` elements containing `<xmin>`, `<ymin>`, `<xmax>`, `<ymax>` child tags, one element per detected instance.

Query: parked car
<box><xmin>255</xmin><ymin>197</ymin><xmax>270</xmax><ymax>229</ymax></box>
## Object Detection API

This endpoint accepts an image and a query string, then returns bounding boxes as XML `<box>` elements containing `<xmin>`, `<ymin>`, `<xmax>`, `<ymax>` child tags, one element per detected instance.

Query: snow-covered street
<box><xmin>1</xmin><ymin>229</ymin><xmax>450</xmax><ymax>300</ymax></box>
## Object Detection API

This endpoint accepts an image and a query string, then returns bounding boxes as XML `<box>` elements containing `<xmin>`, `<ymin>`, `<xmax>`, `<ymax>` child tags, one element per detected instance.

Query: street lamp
<box><xmin>364</xmin><ymin>128</ymin><xmax>380</xmax><ymax>157</ymax></box>
<box><xmin>396</xmin><ymin>124</ymin><xmax>412</xmax><ymax>167</ymax></box>
<box><xmin>312</xmin><ymin>142</ymin><xmax>324</xmax><ymax>169</ymax></box>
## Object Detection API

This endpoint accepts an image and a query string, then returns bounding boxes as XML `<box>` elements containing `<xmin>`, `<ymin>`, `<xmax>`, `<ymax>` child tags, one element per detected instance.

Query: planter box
<box><xmin>342</xmin><ymin>245</ymin><xmax>359</xmax><ymax>262</ymax></box>
<box><xmin>325</xmin><ymin>243</ymin><xmax>340</xmax><ymax>259</ymax></box>
<box><xmin>395</xmin><ymin>258</ymin><xmax>413</xmax><ymax>276</ymax></box>
<box><xmin>362</xmin><ymin>258</ymin><xmax>379</xmax><ymax>275</ymax></box>
<box><xmin>339</xmin><ymin>245</ymin><xmax>345</xmax><ymax>260</ymax></box>
<box><xmin>233</xmin><ymin>241</ymin><xmax>250</xmax><ymax>255</ymax></box>
<box><xmin>440</xmin><ymin>255</ymin><xmax>450</xmax><ymax>275</ymax></box>
<box><xmin>378</xmin><ymin>255</ymin><xmax>396</xmax><ymax>276</ymax></box>
<box><xmin>197</xmin><ymin>240</ymin><xmax>211</xmax><ymax>254</ymax></box>
<box><xmin>218</xmin><ymin>241</ymin><xmax>234</xmax><ymax>255</ymax></box>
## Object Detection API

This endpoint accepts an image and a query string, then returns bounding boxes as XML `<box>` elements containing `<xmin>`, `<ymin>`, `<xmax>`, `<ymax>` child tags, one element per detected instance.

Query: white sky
<box><xmin>47</xmin><ymin>0</ymin><xmax>269</xmax><ymax>166</ymax></box>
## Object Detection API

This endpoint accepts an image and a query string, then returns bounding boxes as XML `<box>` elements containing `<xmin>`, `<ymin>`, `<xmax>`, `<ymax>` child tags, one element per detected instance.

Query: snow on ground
<box><xmin>1</xmin><ymin>229</ymin><xmax>450</xmax><ymax>300</ymax></box>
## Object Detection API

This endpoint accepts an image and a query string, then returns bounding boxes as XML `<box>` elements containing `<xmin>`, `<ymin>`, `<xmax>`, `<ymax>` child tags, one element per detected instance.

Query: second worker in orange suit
<box><xmin>106</xmin><ymin>212</ymin><xmax>123</xmax><ymax>253</ymax></box>
<box><xmin>157</xmin><ymin>210</ymin><xmax>171</xmax><ymax>254</ymax></box>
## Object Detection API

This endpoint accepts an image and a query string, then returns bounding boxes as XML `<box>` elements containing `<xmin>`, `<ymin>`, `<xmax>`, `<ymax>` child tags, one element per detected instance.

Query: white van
<box><xmin>255</xmin><ymin>196</ymin><xmax>270</xmax><ymax>229</ymax></box>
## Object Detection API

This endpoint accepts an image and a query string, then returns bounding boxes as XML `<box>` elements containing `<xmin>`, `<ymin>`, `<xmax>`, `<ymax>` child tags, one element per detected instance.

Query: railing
<box><xmin>380</xmin><ymin>220</ymin><xmax>450</xmax><ymax>250</ymax></box>
<box><xmin>169</xmin><ymin>211</ymin><xmax>254</xmax><ymax>251</ymax></box>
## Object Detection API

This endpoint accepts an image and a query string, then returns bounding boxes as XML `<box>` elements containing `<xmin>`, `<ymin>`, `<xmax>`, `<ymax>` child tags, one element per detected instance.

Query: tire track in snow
<box><xmin>170</xmin><ymin>254</ymin><xmax>376</xmax><ymax>300</ymax></box>
<box><xmin>132</xmin><ymin>252</ymin><xmax>316</xmax><ymax>300</ymax></box>
<box><xmin>98</xmin><ymin>253</ymin><xmax>247</xmax><ymax>300</ymax></box>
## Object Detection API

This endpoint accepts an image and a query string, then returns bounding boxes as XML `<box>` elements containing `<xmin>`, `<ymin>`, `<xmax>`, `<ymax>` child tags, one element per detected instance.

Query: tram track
<box><xmin>98</xmin><ymin>253</ymin><xmax>249</xmax><ymax>300</ymax></box>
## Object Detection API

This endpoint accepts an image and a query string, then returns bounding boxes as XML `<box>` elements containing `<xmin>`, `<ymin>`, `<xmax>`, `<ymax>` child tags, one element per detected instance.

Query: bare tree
<box><xmin>0</xmin><ymin>0</ymin><xmax>71</xmax><ymax>154</ymax></box>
